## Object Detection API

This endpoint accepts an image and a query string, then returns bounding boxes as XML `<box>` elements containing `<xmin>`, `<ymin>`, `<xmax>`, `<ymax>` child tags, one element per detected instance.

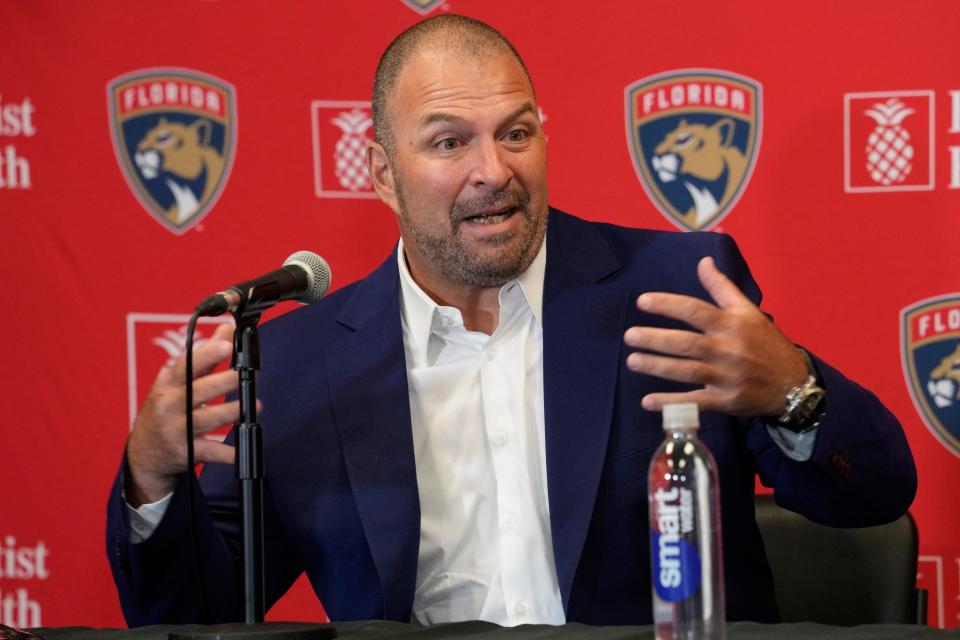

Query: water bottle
<box><xmin>647</xmin><ymin>403</ymin><xmax>725</xmax><ymax>639</ymax></box>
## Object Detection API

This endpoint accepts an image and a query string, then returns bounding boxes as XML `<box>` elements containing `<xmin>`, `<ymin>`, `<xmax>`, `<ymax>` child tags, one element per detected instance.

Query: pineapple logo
<box><xmin>864</xmin><ymin>98</ymin><xmax>915</xmax><ymax>186</ymax></box>
<box><xmin>312</xmin><ymin>100</ymin><xmax>379</xmax><ymax>199</ymax></box>
<box><xmin>844</xmin><ymin>91</ymin><xmax>933</xmax><ymax>193</ymax></box>
<box><xmin>331</xmin><ymin>109</ymin><xmax>373</xmax><ymax>192</ymax></box>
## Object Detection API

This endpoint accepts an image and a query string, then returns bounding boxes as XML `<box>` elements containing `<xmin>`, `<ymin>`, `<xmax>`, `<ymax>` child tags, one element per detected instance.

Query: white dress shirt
<box><xmin>397</xmin><ymin>238</ymin><xmax>565</xmax><ymax>626</ymax></box>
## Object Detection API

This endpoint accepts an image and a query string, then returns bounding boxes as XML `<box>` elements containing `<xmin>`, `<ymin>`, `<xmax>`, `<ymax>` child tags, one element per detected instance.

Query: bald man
<box><xmin>108</xmin><ymin>15</ymin><xmax>915</xmax><ymax>627</ymax></box>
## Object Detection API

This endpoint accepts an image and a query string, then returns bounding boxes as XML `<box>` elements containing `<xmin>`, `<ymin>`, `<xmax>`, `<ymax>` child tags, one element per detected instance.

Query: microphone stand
<box><xmin>233</xmin><ymin>312</ymin><xmax>266</xmax><ymax>623</ymax></box>
<box><xmin>170</xmin><ymin>302</ymin><xmax>335</xmax><ymax>640</ymax></box>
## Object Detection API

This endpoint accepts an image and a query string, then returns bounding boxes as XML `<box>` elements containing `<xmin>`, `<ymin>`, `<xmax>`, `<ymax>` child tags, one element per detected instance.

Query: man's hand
<box><xmin>125</xmin><ymin>323</ymin><xmax>241</xmax><ymax>507</ymax></box>
<box><xmin>623</xmin><ymin>257</ymin><xmax>808</xmax><ymax>417</ymax></box>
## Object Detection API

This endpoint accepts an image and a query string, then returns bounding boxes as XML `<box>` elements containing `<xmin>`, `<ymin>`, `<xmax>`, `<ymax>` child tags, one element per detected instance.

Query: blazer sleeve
<box><xmin>709</xmin><ymin>232</ymin><xmax>917</xmax><ymax>527</ymax></box>
<box><xmin>105</xmin><ymin>447</ymin><xmax>303</xmax><ymax>626</ymax></box>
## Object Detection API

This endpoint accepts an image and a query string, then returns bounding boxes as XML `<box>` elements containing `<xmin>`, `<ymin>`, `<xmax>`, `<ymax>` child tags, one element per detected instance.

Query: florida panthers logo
<box><xmin>902</xmin><ymin>295</ymin><xmax>960</xmax><ymax>457</ymax></box>
<box><xmin>626</xmin><ymin>70</ymin><xmax>761</xmax><ymax>231</ymax></box>
<box><xmin>926</xmin><ymin>345</ymin><xmax>960</xmax><ymax>409</ymax></box>
<box><xmin>401</xmin><ymin>0</ymin><xmax>445</xmax><ymax>14</ymax></box>
<box><xmin>108</xmin><ymin>69</ymin><xmax>237</xmax><ymax>234</ymax></box>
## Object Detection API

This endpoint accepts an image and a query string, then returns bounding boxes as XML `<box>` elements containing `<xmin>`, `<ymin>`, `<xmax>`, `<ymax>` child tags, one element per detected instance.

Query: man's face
<box><xmin>372</xmin><ymin>49</ymin><xmax>548</xmax><ymax>292</ymax></box>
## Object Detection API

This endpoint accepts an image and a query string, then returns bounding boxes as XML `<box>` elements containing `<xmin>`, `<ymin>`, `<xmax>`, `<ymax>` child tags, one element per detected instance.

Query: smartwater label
<box><xmin>651</xmin><ymin>487</ymin><xmax>701</xmax><ymax>602</ymax></box>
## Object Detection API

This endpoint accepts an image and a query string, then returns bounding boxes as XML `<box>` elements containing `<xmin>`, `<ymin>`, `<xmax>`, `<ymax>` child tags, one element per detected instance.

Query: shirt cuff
<box><xmin>125</xmin><ymin>492</ymin><xmax>173</xmax><ymax>544</ymax></box>
<box><xmin>764</xmin><ymin>423</ymin><xmax>819</xmax><ymax>462</ymax></box>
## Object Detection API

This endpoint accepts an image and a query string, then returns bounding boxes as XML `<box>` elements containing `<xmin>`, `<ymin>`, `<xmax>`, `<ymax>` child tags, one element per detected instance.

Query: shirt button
<box><xmin>485</xmin><ymin>348</ymin><xmax>497</xmax><ymax>361</ymax></box>
<box><xmin>440</xmin><ymin>316</ymin><xmax>451</xmax><ymax>327</ymax></box>
<box><xmin>502</xmin><ymin>515</ymin><xmax>517</xmax><ymax>530</ymax></box>
<box><xmin>493</xmin><ymin>430</ymin><xmax>507</xmax><ymax>445</ymax></box>
<box><xmin>514</xmin><ymin>602</ymin><xmax>527</xmax><ymax>617</ymax></box>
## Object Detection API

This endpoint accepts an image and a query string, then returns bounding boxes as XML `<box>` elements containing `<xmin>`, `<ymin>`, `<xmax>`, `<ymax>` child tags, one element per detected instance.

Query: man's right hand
<box><xmin>125</xmin><ymin>323</ymin><xmax>241</xmax><ymax>507</ymax></box>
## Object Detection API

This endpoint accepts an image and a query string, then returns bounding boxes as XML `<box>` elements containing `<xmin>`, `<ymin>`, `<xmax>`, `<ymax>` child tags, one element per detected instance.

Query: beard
<box><xmin>396</xmin><ymin>181</ymin><xmax>548</xmax><ymax>288</ymax></box>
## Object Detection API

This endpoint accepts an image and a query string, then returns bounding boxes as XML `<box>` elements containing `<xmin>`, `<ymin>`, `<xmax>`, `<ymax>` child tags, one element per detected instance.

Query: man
<box><xmin>108</xmin><ymin>15</ymin><xmax>916</xmax><ymax>627</ymax></box>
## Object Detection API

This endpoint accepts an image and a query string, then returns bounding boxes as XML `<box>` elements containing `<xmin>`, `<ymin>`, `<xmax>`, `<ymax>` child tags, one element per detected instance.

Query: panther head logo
<box><xmin>928</xmin><ymin>344</ymin><xmax>960</xmax><ymax>408</ymax></box>
<box><xmin>627</xmin><ymin>71</ymin><xmax>762</xmax><ymax>231</ymax></box>
<box><xmin>901</xmin><ymin>297</ymin><xmax>960</xmax><ymax>457</ymax></box>
<box><xmin>108</xmin><ymin>69</ymin><xmax>236</xmax><ymax>234</ymax></box>
<box><xmin>650</xmin><ymin>118</ymin><xmax>747</xmax><ymax>229</ymax></box>
<box><xmin>134</xmin><ymin>117</ymin><xmax>225</xmax><ymax>227</ymax></box>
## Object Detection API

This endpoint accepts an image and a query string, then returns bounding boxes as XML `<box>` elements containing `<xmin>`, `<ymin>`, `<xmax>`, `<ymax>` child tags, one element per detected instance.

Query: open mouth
<box><xmin>464</xmin><ymin>207</ymin><xmax>518</xmax><ymax>225</ymax></box>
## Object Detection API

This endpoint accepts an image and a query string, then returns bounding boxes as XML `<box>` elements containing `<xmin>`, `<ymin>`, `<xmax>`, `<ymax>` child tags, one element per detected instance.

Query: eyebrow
<box><xmin>419</xmin><ymin>102</ymin><xmax>538</xmax><ymax>130</ymax></box>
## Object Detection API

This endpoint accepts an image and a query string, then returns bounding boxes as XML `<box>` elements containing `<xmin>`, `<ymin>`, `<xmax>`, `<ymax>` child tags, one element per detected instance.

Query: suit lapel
<box><xmin>542</xmin><ymin>211</ymin><xmax>628</xmax><ymax>609</ymax></box>
<box><xmin>323</xmin><ymin>252</ymin><xmax>420</xmax><ymax>620</ymax></box>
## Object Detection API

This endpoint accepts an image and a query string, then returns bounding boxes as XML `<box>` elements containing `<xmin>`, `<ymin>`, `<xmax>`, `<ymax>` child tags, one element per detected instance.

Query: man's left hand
<box><xmin>623</xmin><ymin>256</ymin><xmax>808</xmax><ymax>417</ymax></box>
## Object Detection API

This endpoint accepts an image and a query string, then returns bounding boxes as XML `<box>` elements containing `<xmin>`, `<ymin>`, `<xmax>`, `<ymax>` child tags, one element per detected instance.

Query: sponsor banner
<box><xmin>311</xmin><ymin>100</ymin><xmax>377</xmax><ymax>199</ymax></box>
<box><xmin>0</xmin><ymin>533</ymin><xmax>49</xmax><ymax>628</ymax></box>
<box><xmin>844</xmin><ymin>91</ymin><xmax>934</xmax><ymax>193</ymax></box>
<box><xmin>901</xmin><ymin>294</ymin><xmax>960</xmax><ymax>458</ymax></box>
<box><xmin>107</xmin><ymin>69</ymin><xmax>238</xmax><ymax>234</ymax></box>
<box><xmin>625</xmin><ymin>69</ymin><xmax>762</xmax><ymax>231</ymax></box>
<box><xmin>0</xmin><ymin>93</ymin><xmax>36</xmax><ymax>190</ymax></box>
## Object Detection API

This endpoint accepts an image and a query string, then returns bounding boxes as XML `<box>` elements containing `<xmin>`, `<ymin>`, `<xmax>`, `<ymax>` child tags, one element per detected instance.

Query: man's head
<box><xmin>366</xmin><ymin>15</ymin><xmax>548</xmax><ymax>295</ymax></box>
<box><xmin>371</xmin><ymin>15</ymin><xmax>534</xmax><ymax>158</ymax></box>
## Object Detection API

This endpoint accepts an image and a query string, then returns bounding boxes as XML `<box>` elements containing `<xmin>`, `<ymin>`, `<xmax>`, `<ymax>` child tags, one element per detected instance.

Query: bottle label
<box><xmin>651</xmin><ymin>486</ymin><xmax>702</xmax><ymax>602</ymax></box>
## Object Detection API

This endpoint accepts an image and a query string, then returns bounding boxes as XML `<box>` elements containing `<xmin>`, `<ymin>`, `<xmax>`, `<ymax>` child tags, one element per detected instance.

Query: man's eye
<box><xmin>437</xmin><ymin>138</ymin><xmax>460</xmax><ymax>151</ymax></box>
<box><xmin>506</xmin><ymin>129</ymin><xmax>527</xmax><ymax>142</ymax></box>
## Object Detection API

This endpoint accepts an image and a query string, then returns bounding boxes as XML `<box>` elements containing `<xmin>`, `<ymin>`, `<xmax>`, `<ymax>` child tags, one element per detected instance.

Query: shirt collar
<box><xmin>397</xmin><ymin>236</ymin><xmax>547</xmax><ymax>358</ymax></box>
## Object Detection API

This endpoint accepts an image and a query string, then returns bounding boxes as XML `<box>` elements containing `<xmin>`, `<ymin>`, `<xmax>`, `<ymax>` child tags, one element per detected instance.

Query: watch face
<box><xmin>795</xmin><ymin>389</ymin><xmax>826</xmax><ymax>428</ymax></box>
<box><xmin>801</xmin><ymin>394</ymin><xmax>823</xmax><ymax>415</ymax></box>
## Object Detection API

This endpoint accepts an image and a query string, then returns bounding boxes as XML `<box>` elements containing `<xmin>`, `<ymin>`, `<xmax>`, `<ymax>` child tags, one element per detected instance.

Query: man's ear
<box><xmin>367</xmin><ymin>141</ymin><xmax>399</xmax><ymax>214</ymax></box>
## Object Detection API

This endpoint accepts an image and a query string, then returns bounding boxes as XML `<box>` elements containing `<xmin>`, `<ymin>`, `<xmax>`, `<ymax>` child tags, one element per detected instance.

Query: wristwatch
<box><xmin>777</xmin><ymin>348</ymin><xmax>827</xmax><ymax>432</ymax></box>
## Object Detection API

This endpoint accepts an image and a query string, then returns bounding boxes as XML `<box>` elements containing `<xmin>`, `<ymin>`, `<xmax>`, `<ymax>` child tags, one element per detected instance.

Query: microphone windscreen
<box><xmin>283</xmin><ymin>250</ymin><xmax>332</xmax><ymax>303</ymax></box>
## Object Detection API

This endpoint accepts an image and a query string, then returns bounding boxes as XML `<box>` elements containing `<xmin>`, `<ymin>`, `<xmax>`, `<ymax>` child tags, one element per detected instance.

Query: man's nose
<box><xmin>469</xmin><ymin>139</ymin><xmax>513</xmax><ymax>191</ymax></box>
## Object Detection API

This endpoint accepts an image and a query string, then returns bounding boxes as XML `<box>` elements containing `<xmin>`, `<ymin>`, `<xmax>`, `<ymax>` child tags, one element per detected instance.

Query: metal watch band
<box><xmin>778</xmin><ymin>374</ymin><xmax>827</xmax><ymax>432</ymax></box>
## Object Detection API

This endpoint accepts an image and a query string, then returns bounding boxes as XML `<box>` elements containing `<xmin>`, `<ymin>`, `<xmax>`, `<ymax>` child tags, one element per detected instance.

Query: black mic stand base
<box><xmin>169</xmin><ymin>621</ymin><xmax>337</xmax><ymax>640</ymax></box>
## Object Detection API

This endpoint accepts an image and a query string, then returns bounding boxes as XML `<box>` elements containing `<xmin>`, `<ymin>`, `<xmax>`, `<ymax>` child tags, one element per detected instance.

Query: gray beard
<box><xmin>396</xmin><ymin>183</ymin><xmax>546</xmax><ymax>288</ymax></box>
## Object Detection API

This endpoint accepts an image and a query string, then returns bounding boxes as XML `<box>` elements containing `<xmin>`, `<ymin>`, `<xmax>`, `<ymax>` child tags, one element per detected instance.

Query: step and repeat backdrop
<box><xmin>2</xmin><ymin>0</ymin><xmax>959</xmax><ymax>630</ymax></box>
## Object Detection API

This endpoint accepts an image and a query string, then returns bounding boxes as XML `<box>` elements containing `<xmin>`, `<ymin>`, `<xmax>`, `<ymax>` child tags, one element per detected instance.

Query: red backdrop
<box><xmin>2</xmin><ymin>0</ymin><xmax>958</xmax><ymax>629</ymax></box>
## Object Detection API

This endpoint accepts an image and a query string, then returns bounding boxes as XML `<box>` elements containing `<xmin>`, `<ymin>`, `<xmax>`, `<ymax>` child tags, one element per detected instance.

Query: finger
<box><xmin>192</xmin><ymin>329</ymin><xmax>234</xmax><ymax>378</ymax></box>
<box><xmin>636</xmin><ymin>292</ymin><xmax>723</xmax><ymax>332</ymax></box>
<box><xmin>192</xmin><ymin>400</ymin><xmax>242</xmax><ymax>433</ymax></box>
<box><xmin>641</xmin><ymin>389</ymin><xmax>719</xmax><ymax>412</ymax></box>
<box><xmin>624</xmin><ymin>327</ymin><xmax>712</xmax><ymax>360</ymax></box>
<box><xmin>194</xmin><ymin>439</ymin><xmax>236</xmax><ymax>465</ymax></box>
<box><xmin>625</xmin><ymin>351</ymin><xmax>718</xmax><ymax>386</ymax></box>
<box><xmin>698</xmin><ymin>257</ymin><xmax>753</xmax><ymax>311</ymax></box>
<box><xmin>167</xmin><ymin>327</ymin><xmax>234</xmax><ymax>384</ymax></box>
<box><xmin>192</xmin><ymin>369</ymin><xmax>240</xmax><ymax>405</ymax></box>
<box><xmin>211</xmin><ymin>322</ymin><xmax>234</xmax><ymax>341</ymax></box>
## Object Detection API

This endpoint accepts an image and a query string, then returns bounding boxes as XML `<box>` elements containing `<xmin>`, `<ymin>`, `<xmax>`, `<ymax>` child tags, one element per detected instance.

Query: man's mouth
<box><xmin>464</xmin><ymin>207</ymin><xmax>518</xmax><ymax>225</ymax></box>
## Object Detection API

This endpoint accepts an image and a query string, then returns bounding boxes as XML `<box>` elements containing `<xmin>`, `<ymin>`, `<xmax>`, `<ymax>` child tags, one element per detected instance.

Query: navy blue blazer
<box><xmin>107</xmin><ymin>209</ymin><xmax>917</xmax><ymax>626</ymax></box>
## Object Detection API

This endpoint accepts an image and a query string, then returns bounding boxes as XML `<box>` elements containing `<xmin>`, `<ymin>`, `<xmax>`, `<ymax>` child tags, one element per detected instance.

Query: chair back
<box><xmin>754</xmin><ymin>493</ymin><xmax>924</xmax><ymax>625</ymax></box>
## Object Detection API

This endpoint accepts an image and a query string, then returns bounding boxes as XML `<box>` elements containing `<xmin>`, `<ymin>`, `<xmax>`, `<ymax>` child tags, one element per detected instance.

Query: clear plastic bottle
<box><xmin>647</xmin><ymin>403</ymin><xmax>725</xmax><ymax>639</ymax></box>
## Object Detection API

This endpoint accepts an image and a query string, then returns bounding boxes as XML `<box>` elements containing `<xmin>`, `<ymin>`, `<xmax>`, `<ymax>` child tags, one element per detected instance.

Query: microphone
<box><xmin>195</xmin><ymin>251</ymin><xmax>332</xmax><ymax>317</ymax></box>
